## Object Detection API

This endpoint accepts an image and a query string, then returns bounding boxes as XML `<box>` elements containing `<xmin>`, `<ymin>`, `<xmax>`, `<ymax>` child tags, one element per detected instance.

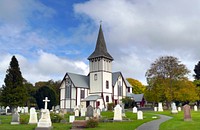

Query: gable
<box><xmin>60</xmin><ymin>72</ymin><xmax>89</xmax><ymax>89</ymax></box>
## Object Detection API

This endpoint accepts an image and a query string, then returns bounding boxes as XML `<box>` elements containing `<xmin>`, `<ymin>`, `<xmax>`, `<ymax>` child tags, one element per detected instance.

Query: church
<box><xmin>59</xmin><ymin>25</ymin><xmax>133</xmax><ymax>111</ymax></box>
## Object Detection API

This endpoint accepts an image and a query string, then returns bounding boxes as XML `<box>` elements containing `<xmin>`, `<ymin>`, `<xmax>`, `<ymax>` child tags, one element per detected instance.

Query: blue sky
<box><xmin>0</xmin><ymin>0</ymin><xmax>200</xmax><ymax>86</ymax></box>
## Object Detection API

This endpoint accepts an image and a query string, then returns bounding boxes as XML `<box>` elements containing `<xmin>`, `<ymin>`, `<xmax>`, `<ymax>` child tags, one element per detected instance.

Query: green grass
<box><xmin>0</xmin><ymin>111</ymin><xmax>157</xmax><ymax>130</ymax></box>
<box><xmin>158</xmin><ymin>110</ymin><xmax>200</xmax><ymax>130</ymax></box>
<box><xmin>86</xmin><ymin>111</ymin><xmax>158</xmax><ymax>130</ymax></box>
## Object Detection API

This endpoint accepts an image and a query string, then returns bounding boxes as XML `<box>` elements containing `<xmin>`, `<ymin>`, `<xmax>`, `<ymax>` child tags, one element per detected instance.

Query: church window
<box><xmin>94</xmin><ymin>74</ymin><xmax>97</xmax><ymax>80</ymax></box>
<box><xmin>118</xmin><ymin>81</ymin><xmax>122</xmax><ymax>96</ymax></box>
<box><xmin>127</xmin><ymin>87</ymin><xmax>130</xmax><ymax>93</ymax></box>
<box><xmin>106</xmin><ymin>96</ymin><xmax>109</xmax><ymax>102</ymax></box>
<box><xmin>106</xmin><ymin>81</ymin><xmax>109</xmax><ymax>89</ymax></box>
<box><xmin>81</xmin><ymin>90</ymin><xmax>85</xmax><ymax>99</ymax></box>
<box><xmin>65</xmin><ymin>79</ymin><xmax>71</xmax><ymax>98</ymax></box>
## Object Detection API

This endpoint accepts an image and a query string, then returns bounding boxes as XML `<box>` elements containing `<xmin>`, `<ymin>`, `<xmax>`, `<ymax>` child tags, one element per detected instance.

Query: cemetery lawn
<box><xmin>159</xmin><ymin>111</ymin><xmax>200</xmax><ymax>130</ymax></box>
<box><xmin>0</xmin><ymin>111</ymin><xmax>157</xmax><ymax>130</ymax></box>
<box><xmin>86</xmin><ymin>111</ymin><xmax>158</xmax><ymax>130</ymax></box>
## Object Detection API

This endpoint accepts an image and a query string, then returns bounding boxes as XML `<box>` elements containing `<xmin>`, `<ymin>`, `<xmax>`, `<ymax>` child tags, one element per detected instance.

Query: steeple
<box><xmin>88</xmin><ymin>24</ymin><xmax>113</xmax><ymax>61</ymax></box>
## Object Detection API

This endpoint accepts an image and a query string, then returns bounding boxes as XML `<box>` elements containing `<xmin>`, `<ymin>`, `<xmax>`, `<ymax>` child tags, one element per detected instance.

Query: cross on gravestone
<box><xmin>43</xmin><ymin>97</ymin><xmax>50</xmax><ymax>110</ymax></box>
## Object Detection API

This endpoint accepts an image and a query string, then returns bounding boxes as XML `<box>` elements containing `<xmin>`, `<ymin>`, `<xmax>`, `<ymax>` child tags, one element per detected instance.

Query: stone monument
<box><xmin>80</xmin><ymin>107</ymin><xmax>86</xmax><ymax>117</ymax></box>
<box><xmin>133</xmin><ymin>106</ymin><xmax>137</xmax><ymax>113</ymax></box>
<box><xmin>137</xmin><ymin>111</ymin><xmax>143</xmax><ymax>120</ymax></box>
<box><xmin>86</xmin><ymin>105</ymin><xmax>93</xmax><ymax>117</ymax></box>
<box><xmin>29</xmin><ymin>107</ymin><xmax>38</xmax><ymax>124</ymax></box>
<box><xmin>194</xmin><ymin>105</ymin><xmax>198</xmax><ymax>111</ymax></box>
<box><xmin>183</xmin><ymin>104</ymin><xmax>192</xmax><ymax>121</ymax></box>
<box><xmin>35</xmin><ymin>97</ymin><xmax>52</xmax><ymax>130</ymax></box>
<box><xmin>113</xmin><ymin>104</ymin><xmax>122</xmax><ymax>121</ymax></box>
<box><xmin>171</xmin><ymin>102</ymin><xmax>178</xmax><ymax>114</ymax></box>
<box><xmin>158</xmin><ymin>102</ymin><xmax>163</xmax><ymax>111</ymax></box>
<box><xmin>11</xmin><ymin>110</ymin><xmax>20</xmax><ymax>124</ymax></box>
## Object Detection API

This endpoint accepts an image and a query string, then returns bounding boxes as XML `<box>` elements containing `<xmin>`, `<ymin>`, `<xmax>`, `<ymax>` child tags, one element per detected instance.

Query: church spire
<box><xmin>88</xmin><ymin>24</ymin><xmax>113</xmax><ymax>61</ymax></box>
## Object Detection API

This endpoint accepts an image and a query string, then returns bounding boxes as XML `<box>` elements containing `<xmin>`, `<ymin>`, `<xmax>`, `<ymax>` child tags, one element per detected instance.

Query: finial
<box><xmin>100</xmin><ymin>20</ymin><xmax>102</xmax><ymax>25</ymax></box>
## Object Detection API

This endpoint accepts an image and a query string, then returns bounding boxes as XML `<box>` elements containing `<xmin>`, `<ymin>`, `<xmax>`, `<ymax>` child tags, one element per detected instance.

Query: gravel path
<box><xmin>136</xmin><ymin>114</ymin><xmax>172</xmax><ymax>130</ymax></box>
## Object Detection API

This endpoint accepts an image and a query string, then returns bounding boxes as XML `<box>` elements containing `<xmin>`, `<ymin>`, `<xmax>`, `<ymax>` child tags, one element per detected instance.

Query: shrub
<box><xmin>20</xmin><ymin>116</ymin><xmax>29</xmax><ymax>124</ymax></box>
<box><xmin>107</xmin><ymin>103</ymin><xmax>114</xmax><ymax>110</ymax></box>
<box><xmin>86</xmin><ymin>118</ymin><xmax>98</xmax><ymax>128</ymax></box>
<box><xmin>50</xmin><ymin>113</ymin><xmax>63</xmax><ymax>123</ymax></box>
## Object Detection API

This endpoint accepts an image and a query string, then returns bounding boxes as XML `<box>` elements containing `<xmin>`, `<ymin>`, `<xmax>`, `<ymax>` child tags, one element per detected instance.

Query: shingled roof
<box><xmin>88</xmin><ymin>25</ymin><xmax>113</xmax><ymax>60</ymax></box>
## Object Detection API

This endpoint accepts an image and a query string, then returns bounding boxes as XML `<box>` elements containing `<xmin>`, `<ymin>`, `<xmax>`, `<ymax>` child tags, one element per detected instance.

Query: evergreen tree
<box><xmin>0</xmin><ymin>56</ymin><xmax>27</xmax><ymax>108</ymax></box>
<box><xmin>194</xmin><ymin>61</ymin><xmax>200</xmax><ymax>80</ymax></box>
<box><xmin>35</xmin><ymin>86</ymin><xmax>57</xmax><ymax>109</ymax></box>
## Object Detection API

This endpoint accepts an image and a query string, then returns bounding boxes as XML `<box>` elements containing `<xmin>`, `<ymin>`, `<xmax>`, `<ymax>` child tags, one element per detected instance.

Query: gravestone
<box><xmin>11</xmin><ymin>111</ymin><xmax>20</xmax><ymax>124</ymax></box>
<box><xmin>194</xmin><ymin>105</ymin><xmax>198</xmax><ymax>111</ymax></box>
<box><xmin>121</xmin><ymin>103</ymin><xmax>126</xmax><ymax>117</ymax></box>
<box><xmin>24</xmin><ymin>107</ymin><xmax>29</xmax><ymax>113</ymax></box>
<box><xmin>183</xmin><ymin>104</ymin><xmax>192</xmax><ymax>121</ymax></box>
<box><xmin>86</xmin><ymin>105</ymin><xmax>93</xmax><ymax>117</ymax></box>
<box><xmin>6</xmin><ymin>106</ymin><xmax>10</xmax><ymax>115</ymax></box>
<box><xmin>75</xmin><ymin>108</ymin><xmax>79</xmax><ymax>117</ymax></box>
<box><xmin>80</xmin><ymin>107</ymin><xmax>86</xmax><ymax>117</ymax></box>
<box><xmin>96</xmin><ymin>108</ymin><xmax>101</xmax><ymax>118</ymax></box>
<box><xmin>21</xmin><ymin>108</ymin><xmax>25</xmax><ymax>114</ymax></box>
<box><xmin>113</xmin><ymin>104</ymin><xmax>122</xmax><ymax>121</ymax></box>
<box><xmin>17</xmin><ymin>106</ymin><xmax>22</xmax><ymax>113</ymax></box>
<box><xmin>158</xmin><ymin>102</ymin><xmax>163</xmax><ymax>111</ymax></box>
<box><xmin>137</xmin><ymin>111</ymin><xmax>143</xmax><ymax>120</ymax></box>
<box><xmin>29</xmin><ymin>107</ymin><xmax>38</xmax><ymax>124</ymax></box>
<box><xmin>69</xmin><ymin>115</ymin><xmax>75</xmax><ymax>123</ymax></box>
<box><xmin>133</xmin><ymin>107</ymin><xmax>137</xmax><ymax>113</ymax></box>
<box><xmin>171</xmin><ymin>102</ymin><xmax>178</xmax><ymax>114</ymax></box>
<box><xmin>178</xmin><ymin>107</ymin><xmax>181</xmax><ymax>111</ymax></box>
<box><xmin>154</xmin><ymin>107</ymin><xmax>157</xmax><ymax>111</ymax></box>
<box><xmin>55</xmin><ymin>105</ymin><xmax>60</xmax><ymax>113</ymax></box>
<box><xmin>36</xmin><ymin>97</ymin><xmax>52</xmax><ymax>130</ymax></box>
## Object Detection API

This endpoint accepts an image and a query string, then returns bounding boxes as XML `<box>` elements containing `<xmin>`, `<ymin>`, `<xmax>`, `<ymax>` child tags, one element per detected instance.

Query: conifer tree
<box><xmin>194</xmin><ymin>61</ymin><xmax>200</xmax><ymax>80</ymax></box>
<box><xmin>0</xmin><ymin>56</ymin><xmax>27</xmax><ymax>108</ymax></box>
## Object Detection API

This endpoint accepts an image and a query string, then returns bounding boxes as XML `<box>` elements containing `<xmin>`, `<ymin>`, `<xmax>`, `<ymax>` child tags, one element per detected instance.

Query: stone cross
<box><xmin>43</xmin><ymin>97</ymin><xmax>50</xmax><ymax>110</ymax></box>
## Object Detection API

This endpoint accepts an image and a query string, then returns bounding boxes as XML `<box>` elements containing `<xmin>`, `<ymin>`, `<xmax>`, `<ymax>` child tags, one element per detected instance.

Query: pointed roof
<box><xmin>88</xmin><ymin>25</ymin><xmax>113</xmax><ymax>60</ymax></box>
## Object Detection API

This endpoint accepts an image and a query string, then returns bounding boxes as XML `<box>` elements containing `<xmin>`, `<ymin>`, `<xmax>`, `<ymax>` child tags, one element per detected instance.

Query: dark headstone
<box><xmin>86</xmin><ymin>105</ymin><xmax>93</xmax><ymax>117</ymax></box>
<box><xmin>183</xmin><ymin>104</ymin><xmax>192</xmax><ymax>121</ymax></box>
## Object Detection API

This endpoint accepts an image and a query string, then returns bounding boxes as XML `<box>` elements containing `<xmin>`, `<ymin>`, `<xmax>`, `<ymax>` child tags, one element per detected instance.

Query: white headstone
<box><xmin>133</xmin><ymin>107</ymin><xmax>138</xmax><ymax>113</ymax></box>
<box><xmin>154</xmin><ymin>107</ymin><xmax>157</xmax><ymax>111</ymax></box>
<box><xmin>21</xmin><ymin>108</ymin><xmax>25</xmax><ymax>114</ymax></box>
<box><xmin>171</xmin><ymin>102</ymin><xmax>178</xmax><ymax>114</ymax></box>
<box><xmin>81</xmin><ymin>107</ymin><xmax>86</xmax><ymax>116</ymax></box>
<box><xmin>194</xmin><ymin>105</ymin><xmax>198</xmax><ymax>111</ymax></box>
<box><xmin>96</xmin><ymin>108</ymin><xmax>101</xmax><ymax>117</ymax></box>
<box><xmin>69</xmin><ymin>115</ymin><xmax>75</xmax><ymax>123</ymax></box>
<box><xmin>158</xmin><ymin>102</ymin><xmax>163</xmax><ymax>111</ymax></box>
<box><xmin>113</xmin><ymin>104</ymin><xmax>122</xmax><ymax>121</ymax></box>
<box><xmin>29</xmin><ymin>107</ymin><xmax>38</xmax><ymax>124</ymax></box>
<box><xmin>178</xmin><ymin>107</ymin><xmax>181</xmax><ymax>111</ymax></box>
<box><xmin>36</xmin><ymin>97</ymin><xmax>52</xmax><ymax>128</ymax></box>
<box><xmin>24</xmin><ymin>107</ymin><xmax>29</xmax><ymax>113</ymax></box>
<box><xmin>43</xmin><ymin>97</ymin><xmax>50</xmax><ymax>110</ymax></box>
<box><xmin>75</xmin><ymin>109</ymin><xmax>79</xmax><ymax>117</ymax></box>
<box><xmin>137</xmin><ymin>111</ymin><xmax>143</xmax><ymax>120</ymax></box>
<box><xmin>17</xmin><ymin>106</ymin><xmax>21</xmax><ymax>113</ymax></box>
<box><xmin>6</xmin><ymin>106</ymin><xmax>10</xmax><ymax>114</ymax></box>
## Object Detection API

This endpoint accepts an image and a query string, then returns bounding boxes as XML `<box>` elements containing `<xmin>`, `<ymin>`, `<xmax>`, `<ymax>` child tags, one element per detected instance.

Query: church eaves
<box><xmin>88</xmin><ymin>25</ymin><xmax>114</xmax><ymax>61</ymax></box>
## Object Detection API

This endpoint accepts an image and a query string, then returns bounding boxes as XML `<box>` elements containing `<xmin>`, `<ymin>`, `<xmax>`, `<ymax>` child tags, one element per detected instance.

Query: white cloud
<box><xmin>74</xmin><ymin>0</ymin><xmax>200</xmax><ymax>84</ymax></box>
<box><xmin>0</xmin><ymin>51</ymin><xmax>89</xmax><ymax>86</ymax></box>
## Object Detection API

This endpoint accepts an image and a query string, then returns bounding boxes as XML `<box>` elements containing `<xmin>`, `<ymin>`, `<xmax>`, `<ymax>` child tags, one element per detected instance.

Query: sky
<box><xmin>0</xmin><ymin>0</ymin><xmax>199</xmax><ymax>86</ymax></box>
